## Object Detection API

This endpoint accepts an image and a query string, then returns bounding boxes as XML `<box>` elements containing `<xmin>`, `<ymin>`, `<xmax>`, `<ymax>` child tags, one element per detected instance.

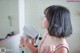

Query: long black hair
<box><xmin>44</xmin><ymin>5</ymin><xmax>72</xmax><ymax>38</ymax></box>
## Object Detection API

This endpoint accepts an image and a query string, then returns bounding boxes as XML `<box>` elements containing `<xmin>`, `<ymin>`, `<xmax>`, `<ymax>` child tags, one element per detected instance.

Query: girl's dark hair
<box><xmin>44</xmin><ymin>5</ymin><xmax>72</xmax><ymax>38</ymax></box>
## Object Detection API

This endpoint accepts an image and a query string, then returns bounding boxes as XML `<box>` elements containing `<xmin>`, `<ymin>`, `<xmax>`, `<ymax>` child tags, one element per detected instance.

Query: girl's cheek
<box><xmin>42</xmin><ymin>18</ymin><xmax>48</xmax><ymax>29</ymax></box>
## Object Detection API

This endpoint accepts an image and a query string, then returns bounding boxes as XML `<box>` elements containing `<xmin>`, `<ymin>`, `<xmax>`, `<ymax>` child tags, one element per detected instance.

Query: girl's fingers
<box><xmin>20</xmin><ymin>36</ymin><xmax>25</xmax><ymax>45</ymax></box>
<box><xmin>26</xmin><ymin>36</ymin><xmax>30</xmax><ymax>42</ymax></box>
<box><xmin>26</xmin><ymin>35</ymin><xmax>31</xmax><ymax>45</ymax></box>
<box><xmin>26</xmin><ymin>35</ymin><xmax>35</xmax><ymax>45</ymax></box>
<box><xmin>26</xmin><ymin>35</ymin><xmax>29</xmax><ymax>41</ymax></box>
<box><xmin>31</xmin><ymin>37</ymin><xmax>35</xmax><ymax>45</ymax></box>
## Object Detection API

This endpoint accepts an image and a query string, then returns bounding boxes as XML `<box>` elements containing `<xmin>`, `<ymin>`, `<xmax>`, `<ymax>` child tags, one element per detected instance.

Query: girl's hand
<box><xmin>20</xmin><ymin>36</ymin><xmax>38</xmax><ymax>53</ymax></box>
<box><xmin>25</xmin><ymin>36</ymin><xmax>38</xmax><ymax>53</ymax></box>
<box><xmin>25</xmin><ymin>36</ymin><xmax>35</xmax><ymax>48</ymax></box>
<box><xmin>19</xmin><ymin>36</ymin><xmax>35</xmax><ymax>48</ymax></box>
<box><xmin>19</xmin><ymin>36</ymin><xmax>25</xmax><ymax>47</ymax></box>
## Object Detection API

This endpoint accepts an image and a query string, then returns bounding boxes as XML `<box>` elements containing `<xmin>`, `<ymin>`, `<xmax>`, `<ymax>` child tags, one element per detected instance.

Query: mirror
<box><xmin>0</xmin><ymin>0</ymin><xmax>19</xmax><ymax>40</ymax></box>
<box><xmin>0</xmin><ymin>0</ymin><xmax>80</xmax><ymax>53</ymax></box>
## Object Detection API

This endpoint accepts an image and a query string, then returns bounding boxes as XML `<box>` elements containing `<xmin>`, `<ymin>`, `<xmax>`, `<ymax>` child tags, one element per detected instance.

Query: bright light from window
<box><xmin>19</xmin><ymin>0</ymin><xmax>25</xmax><ymax>35</ymax></box>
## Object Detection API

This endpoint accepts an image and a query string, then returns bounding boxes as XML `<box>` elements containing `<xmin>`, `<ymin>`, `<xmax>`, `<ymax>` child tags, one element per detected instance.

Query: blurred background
<box><xmin>0</xmin><ymin>0</ymin><xmax>80</xmax><ymax>53</ymax></box>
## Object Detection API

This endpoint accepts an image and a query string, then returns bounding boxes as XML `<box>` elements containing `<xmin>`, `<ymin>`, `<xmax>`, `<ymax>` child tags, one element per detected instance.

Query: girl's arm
<box><xmin>20</xmin><ymin>36</ymin><xmax>38</xmax><ymax>53</ymax></box>
<box><xmin>55</xmin><ymin>47</ymin><xmax>68</xmax><ymax>53</ymax></box>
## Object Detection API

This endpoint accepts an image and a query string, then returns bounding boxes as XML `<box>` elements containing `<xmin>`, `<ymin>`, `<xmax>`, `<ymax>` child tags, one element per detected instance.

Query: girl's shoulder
<box><xmin>54</xmin><ymin>44</ymin><xmax>69</xmax><ymax>53</ymax></box>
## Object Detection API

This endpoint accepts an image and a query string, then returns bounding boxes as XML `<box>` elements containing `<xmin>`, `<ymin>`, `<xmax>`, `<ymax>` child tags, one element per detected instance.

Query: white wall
<box><xmin>25</xmin><ymin>0</ymin><xmax>80</xmax><ymax>53</ymax></box>
<box><xmin>0</xmin><ymin>0</ymin><xmax>19</xmax><ymax>38</ymax></box>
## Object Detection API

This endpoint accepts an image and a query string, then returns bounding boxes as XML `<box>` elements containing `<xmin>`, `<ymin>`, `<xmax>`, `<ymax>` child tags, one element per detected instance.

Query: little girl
<box><xmin>20</xmin><ymin>5</ymin><xmax>72</xmax><ymax>53</ymax></box>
